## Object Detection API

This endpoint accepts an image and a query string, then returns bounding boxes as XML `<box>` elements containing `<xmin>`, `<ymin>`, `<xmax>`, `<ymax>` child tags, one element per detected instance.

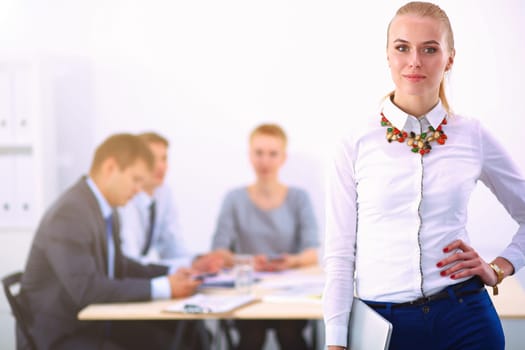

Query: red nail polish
<box><xmin>436</xmin><ymin>262</ymin><xmax>443</xmax><ymax>268</ymax></box>
<box><xmin>443</xmin><ymin>247</ymin><xmax>449</xmax><ymax>253</ymax></box>
<box><xmin>450</xmin><ymin>274</ymin><xmax>456</xmax><ymax>279</ymax></box>
<box><xmin>440</xmin><ymin>271</ymin><xmax>446</xmax><ymax>276</ymax></box>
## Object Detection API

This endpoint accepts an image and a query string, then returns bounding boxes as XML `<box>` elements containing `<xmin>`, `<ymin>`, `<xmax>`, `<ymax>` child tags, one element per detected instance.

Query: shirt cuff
<box><xmin>151</xmin><ymin>276</ymin><xmax>171</xmax><ymax>300</ymax></box>
<box><xmin>500</xmin><ymin>247</ymin><xmax>525</xmax><ymax>274</ymax></box>
<box><xmin>325</xmin><ymin>324</ymin><xmax>348</xmax><ymax>349</ymax></box>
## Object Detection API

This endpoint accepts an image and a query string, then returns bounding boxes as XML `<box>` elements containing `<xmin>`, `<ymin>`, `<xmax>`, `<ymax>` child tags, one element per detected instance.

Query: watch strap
<box><xmin>489</xmin><ymin>263</ymin><xmax>504</xmax><ymax>296</ymax></box>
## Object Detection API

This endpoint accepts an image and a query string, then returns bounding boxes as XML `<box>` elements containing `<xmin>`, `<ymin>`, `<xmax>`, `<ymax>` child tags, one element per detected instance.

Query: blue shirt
<box><xmin>119</xmin><ymin>184</ymin><xmax>194</xmax><ymax>272</ymax></box>
<box><xmin>85</xmin><ymin>177</ymin><xmax>171</xmax><ymax>299</ymax></box>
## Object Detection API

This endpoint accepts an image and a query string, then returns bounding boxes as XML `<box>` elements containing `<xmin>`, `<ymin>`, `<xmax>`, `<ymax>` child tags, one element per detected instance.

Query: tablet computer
<box><xmin>347</xmin><ymin>297</ymin><xmax>393</xmax><ymax>350</ymax></box>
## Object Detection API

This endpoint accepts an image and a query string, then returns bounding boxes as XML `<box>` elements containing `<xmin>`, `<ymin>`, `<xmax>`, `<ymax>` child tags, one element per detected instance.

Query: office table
<box><xmin>488</xmin><ymin>275</ymin><xmax>525</xmax><ymax>319</ymax></box>
<box><xmin>79</xmin><ymin>266</ymin><xmax>324</xmax><ymax>349</ymax></box>
<box><xmin>79</xmin><ymin>266</ymin><xmax>324</xmax><ymax>321</ymax></box>
<box><xmin>78</xmin><ymin>267</ymin><xmax>525</xmax><ymax>348</ymax></box>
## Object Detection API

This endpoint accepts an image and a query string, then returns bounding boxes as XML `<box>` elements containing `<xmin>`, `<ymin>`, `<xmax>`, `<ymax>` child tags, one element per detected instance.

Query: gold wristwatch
<box><xmin>489</xmin><ymin>263</ymin><xmax>504</xmax><ymax>296</ymax></box>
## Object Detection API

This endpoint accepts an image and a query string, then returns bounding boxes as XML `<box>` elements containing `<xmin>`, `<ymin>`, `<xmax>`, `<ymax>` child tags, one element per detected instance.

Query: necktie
<box><xmin>105</xmin><ymin>213</ymin><xmax>115</xmax><ymax>279</ymax></box>
<box><xmin>141</xmin><ymin>201</ymin><xmax>156</xmax><ymax>256</ymax></box>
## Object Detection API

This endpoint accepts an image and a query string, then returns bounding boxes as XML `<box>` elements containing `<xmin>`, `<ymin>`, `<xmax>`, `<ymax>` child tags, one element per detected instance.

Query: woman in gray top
<box><xmin>212</xmin><ymin>123</ymin><xmax>319</xmax><ymax>350</ymax></box>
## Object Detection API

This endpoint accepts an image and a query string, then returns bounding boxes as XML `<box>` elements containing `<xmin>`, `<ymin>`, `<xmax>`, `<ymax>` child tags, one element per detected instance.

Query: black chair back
<box><xmin>2</xmin><ymin>271</ymin><xmax>37</xmax><ymax>350</ymax></box>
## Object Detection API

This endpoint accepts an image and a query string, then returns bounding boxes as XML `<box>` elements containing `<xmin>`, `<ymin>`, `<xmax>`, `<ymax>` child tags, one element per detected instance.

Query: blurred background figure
<box><xmin>211</xmin><ymin>123</ymin><xmax>319</xmax><ymax>350</ymax></box>
<box><xmin>119</xmin><ymin>132</ymin><xmax>222</xmax><ymax>274</ymax></box>
<box><xmin>19</xmin><ymin>133</ymin><xmax>204</xmax><ymax>350</ymax></box>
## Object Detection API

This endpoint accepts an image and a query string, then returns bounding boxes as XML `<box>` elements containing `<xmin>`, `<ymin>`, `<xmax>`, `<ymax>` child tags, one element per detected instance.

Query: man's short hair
<box><xmin>90</xmin><ymin>133</ymin><xmax>154</xmax><ymax>174</ymax></box>
<box><xmin>137</xmin><ymin>132</ymin><xmax>169</xmax><ymax>147</ymax></box>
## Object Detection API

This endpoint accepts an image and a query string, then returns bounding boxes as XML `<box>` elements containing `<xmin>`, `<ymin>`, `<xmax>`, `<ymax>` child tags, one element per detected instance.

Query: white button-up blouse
<box><xmin>322</xmin><ymin>98</ymin><xmax>525</xmax><ymax>347</ymax></box>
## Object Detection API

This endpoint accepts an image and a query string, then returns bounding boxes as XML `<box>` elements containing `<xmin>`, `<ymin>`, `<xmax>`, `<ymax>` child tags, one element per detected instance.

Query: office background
<box><xmin>1</xmin><ymin>0</ymin><xmax>524</xmax><ymax>349</ymax></box>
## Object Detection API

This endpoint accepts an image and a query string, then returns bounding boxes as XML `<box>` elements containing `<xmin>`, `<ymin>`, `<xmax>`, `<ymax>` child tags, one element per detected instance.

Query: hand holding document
<box><xmin>168</xmin><ymin>268</ymin><xmax>202</xmax><ymax>298</ymax></box>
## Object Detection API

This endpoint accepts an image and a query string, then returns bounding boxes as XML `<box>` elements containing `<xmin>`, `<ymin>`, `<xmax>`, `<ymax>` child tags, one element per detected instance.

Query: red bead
<box><xmin>380</xmin><ymin>113</ymin><xmax>447</xmax><ymax>156</ymax></box>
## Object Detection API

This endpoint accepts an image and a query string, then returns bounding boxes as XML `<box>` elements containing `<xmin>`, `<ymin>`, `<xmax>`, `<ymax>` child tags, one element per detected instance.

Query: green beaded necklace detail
<box><xmin>380</xmin><ymin>113</ymin><xmax>448</xmax><ymax>155</ymax></box>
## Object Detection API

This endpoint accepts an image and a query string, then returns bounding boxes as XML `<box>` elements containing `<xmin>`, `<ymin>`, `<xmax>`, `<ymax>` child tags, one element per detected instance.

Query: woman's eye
<box><xmin>423</xmin><ymin>47</ymin><xmax>437</xmax><ymax>54</ymax></box>
<box><xmin>395</xmin><ymin>45</ymin><xmax>408</xmax><ymax>52</ymax></box>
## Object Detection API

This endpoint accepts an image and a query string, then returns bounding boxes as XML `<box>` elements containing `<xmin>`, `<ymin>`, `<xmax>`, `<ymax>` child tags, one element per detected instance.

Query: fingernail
<box><xmin>440</xmin><ymin>271</ymin><xmax>446</xmax><ymax>276</ymax></box>
<box><xmin>436</xmin><ymin>262</ymin><xmax>443</xmax><ymax>268</ymax></box>
<box><xmin>450</xmin><ymin>274</ymin><xmax>456</xmax><ymax>279</ymax></box>
<box><xmin>443</xmin><ymin>247</ymin><xmax>449</xmax><ymax>253</ymax></box>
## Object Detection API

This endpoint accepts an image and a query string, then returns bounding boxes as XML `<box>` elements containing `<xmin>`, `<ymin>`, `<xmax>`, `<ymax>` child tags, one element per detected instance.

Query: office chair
<box><xmin>2</xmin><ymin>271</ymin><xmax>37</xmax><ymax>350</ymax></box>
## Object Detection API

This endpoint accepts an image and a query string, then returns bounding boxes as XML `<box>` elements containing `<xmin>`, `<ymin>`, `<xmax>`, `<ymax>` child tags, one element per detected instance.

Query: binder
<box><xmin>13</xmin><ymin>68</ymin><xmax>33</xmax><ymax>144</ymax></box>
<box><xmin>347</xmin><ymin>298</ymin><xmax>392</xmax><ymax>350</ymax></box>
<box><xmin>13</xmin><ymin>152</ymin><xmax>36</xmax><ymax>227</ymax></box>
<box><xmin>0</xmin><ymin>153</ymin><xmax>15</xmax><ymax>226</ymax></box>
<box><xmin>0</xmin><ymin>71</ymin><xmax>13</xmax><ymax>143</ymax></box>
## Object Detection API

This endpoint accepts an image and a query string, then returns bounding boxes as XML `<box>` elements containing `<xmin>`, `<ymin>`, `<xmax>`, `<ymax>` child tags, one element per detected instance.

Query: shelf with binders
<box><xmin>0</xmin><ymin>148</ymin><xmax>39</xmax><ymax>229</ymax></box>
<box><xmin>0</xmin><ymin>59</ymin><xmax>48</xmax><ymax>230</ymax></box>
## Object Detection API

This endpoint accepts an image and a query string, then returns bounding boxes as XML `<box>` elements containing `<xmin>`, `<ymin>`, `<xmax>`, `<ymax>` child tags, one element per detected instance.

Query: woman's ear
<box><xmin>446</xmin><ymin>48</ymin><xmax>455</xmax><ymax>71</ymax></box>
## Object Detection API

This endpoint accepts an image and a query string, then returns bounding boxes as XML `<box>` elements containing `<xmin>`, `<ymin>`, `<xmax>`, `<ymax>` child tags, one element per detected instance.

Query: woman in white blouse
<box><xmin>323</xmin><ymin>2</ymin><xmax>524</xmax><ymax>350</ymax></box>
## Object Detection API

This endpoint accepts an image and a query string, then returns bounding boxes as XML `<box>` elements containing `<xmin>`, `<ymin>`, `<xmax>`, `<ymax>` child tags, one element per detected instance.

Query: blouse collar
<box><xmin>381</xmin><ymin>97</ymin><xmax>448</xmax><ymax>133</ymax></box>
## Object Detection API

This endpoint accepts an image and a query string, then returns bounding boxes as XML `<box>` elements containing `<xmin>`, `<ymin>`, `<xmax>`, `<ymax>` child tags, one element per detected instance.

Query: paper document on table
<box><xmin>257</xmin><ymin>269</ymin><xmax>324</xmax><ymax>303</ymax></box>
<box><xmin>263</xmin><ymin>281</ymin><xmax>324</xmax><ymax>304</ymax></box>
<box><xmin>198</xmin><ymin>271</ymin><xmax>261</xmax><ymax>288</ymax></box>
<box><xmin>258</xmin><ymin>269</ymin><xmax>325</xmax><ymax>289</ymax></box>
<box><xmin>164</xmin><ymin>293</ymin><xmax>257</xmax><ymax>314</ymax></box>
<box><xmin>262</xmin><ymin>282</ymin><xmax>323</xmax><ymax>304</ymax></box>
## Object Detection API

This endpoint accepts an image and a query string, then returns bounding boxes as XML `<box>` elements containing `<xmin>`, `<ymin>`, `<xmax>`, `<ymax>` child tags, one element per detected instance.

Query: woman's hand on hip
<box><xmin>436</xmin><ymin>239</ymin><xmax>498</xmax><ymax>286</ymax></box>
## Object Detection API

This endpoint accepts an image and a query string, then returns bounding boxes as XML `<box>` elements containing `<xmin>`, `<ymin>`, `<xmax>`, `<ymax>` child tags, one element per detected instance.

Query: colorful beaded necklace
<box><xmin>380</xmin><ymin>113</ymin><xmax>448</xmax><ymax>155</ymax></box>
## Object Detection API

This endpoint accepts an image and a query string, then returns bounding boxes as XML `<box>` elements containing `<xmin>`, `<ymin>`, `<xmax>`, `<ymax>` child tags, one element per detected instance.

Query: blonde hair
<box><xmin>249</xmin><ymin>123</ymin><xmax>288</xmax><ymax>147</ymax></box>
<box><xmin>386</xmin><ymin>1</ymin><xmax>455</xmax><ymax>113</ymax></box>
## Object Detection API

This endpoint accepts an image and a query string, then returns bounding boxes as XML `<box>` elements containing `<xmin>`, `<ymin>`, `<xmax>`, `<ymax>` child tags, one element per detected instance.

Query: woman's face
<box><xmin>387</xmin><ymin>14</ymin><xmax>454</xmax><ymax>102</ymax></box>
<box><xmin>249</xmin><ymin>134</ymin><xmax>286</xmax><ymax>181</ymax></box>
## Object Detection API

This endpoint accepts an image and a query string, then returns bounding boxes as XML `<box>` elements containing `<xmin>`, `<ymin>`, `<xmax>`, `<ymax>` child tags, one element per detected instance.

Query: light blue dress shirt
<box><xmin>85</xmin><ymin>177</ymin><xmax>170</xmax><ymax>299</ymax></box>
<box><xmin>119</xmin><ymin>184</ymin><xmax>195</xmax><ymax>273</ymax></box>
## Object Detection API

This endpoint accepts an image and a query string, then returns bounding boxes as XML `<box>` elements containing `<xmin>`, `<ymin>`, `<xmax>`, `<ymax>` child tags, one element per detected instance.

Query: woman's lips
<box><xmin>403</xmin><ymin>74</ymin><xmax>426</xmax><ymax>82</ymax></box>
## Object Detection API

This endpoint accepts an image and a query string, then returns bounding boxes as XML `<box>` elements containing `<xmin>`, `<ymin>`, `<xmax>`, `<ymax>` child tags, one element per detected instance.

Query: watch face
<box><xmin>490</xmin><ymin>263</ymin><xmax>504</xmax><ymax>283</ymax></box>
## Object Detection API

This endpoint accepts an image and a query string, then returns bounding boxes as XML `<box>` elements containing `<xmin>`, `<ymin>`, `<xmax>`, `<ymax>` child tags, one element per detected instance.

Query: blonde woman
<box><xmin>323</xmin><ymin>2</ymin><xmax>524</xmax><ymax>349</ymax></box>
<box><xmin>212</xmin><ymin>123</ymin><xmax>319</xmax><ymax>350</ymax></box>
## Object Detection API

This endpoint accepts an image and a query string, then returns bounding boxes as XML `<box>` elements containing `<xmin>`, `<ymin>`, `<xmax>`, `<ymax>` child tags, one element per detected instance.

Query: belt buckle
<box><xmin>410</xmin><ymin>296</ymin><xmax>431</xmax><ymax>306</ymax></box>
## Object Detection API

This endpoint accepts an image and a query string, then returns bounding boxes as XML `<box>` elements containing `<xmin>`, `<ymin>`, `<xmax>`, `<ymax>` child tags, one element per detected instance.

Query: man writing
<box><xmin>20</xmin><ymin>133</ymin><xmax>202</xmax><ymax>350</ymax></box>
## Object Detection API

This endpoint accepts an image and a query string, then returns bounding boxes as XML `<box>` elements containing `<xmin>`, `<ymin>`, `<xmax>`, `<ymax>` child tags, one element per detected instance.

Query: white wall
<box><xmin>1</xmin><ymin>1</ymin><xmax>525</xmax><ymax>349</ymax></box>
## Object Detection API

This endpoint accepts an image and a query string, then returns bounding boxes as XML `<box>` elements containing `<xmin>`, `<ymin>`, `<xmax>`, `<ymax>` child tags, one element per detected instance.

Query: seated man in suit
<box><xmin>20</xmin><ymin>133</ymin><xmax>204</xmax><ymax>350</ymax></box>
<box><xmin>119</xmin><ymin>132</ymin><xmax>222</xmax><ymax>273</ymax></box>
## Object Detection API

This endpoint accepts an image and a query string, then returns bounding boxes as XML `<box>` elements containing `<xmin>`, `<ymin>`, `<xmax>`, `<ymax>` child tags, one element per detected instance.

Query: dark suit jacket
<box><xmin>20</xmin><ymin>177</ymin><xmax>169</xmax><ymax>350</ymax></box>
